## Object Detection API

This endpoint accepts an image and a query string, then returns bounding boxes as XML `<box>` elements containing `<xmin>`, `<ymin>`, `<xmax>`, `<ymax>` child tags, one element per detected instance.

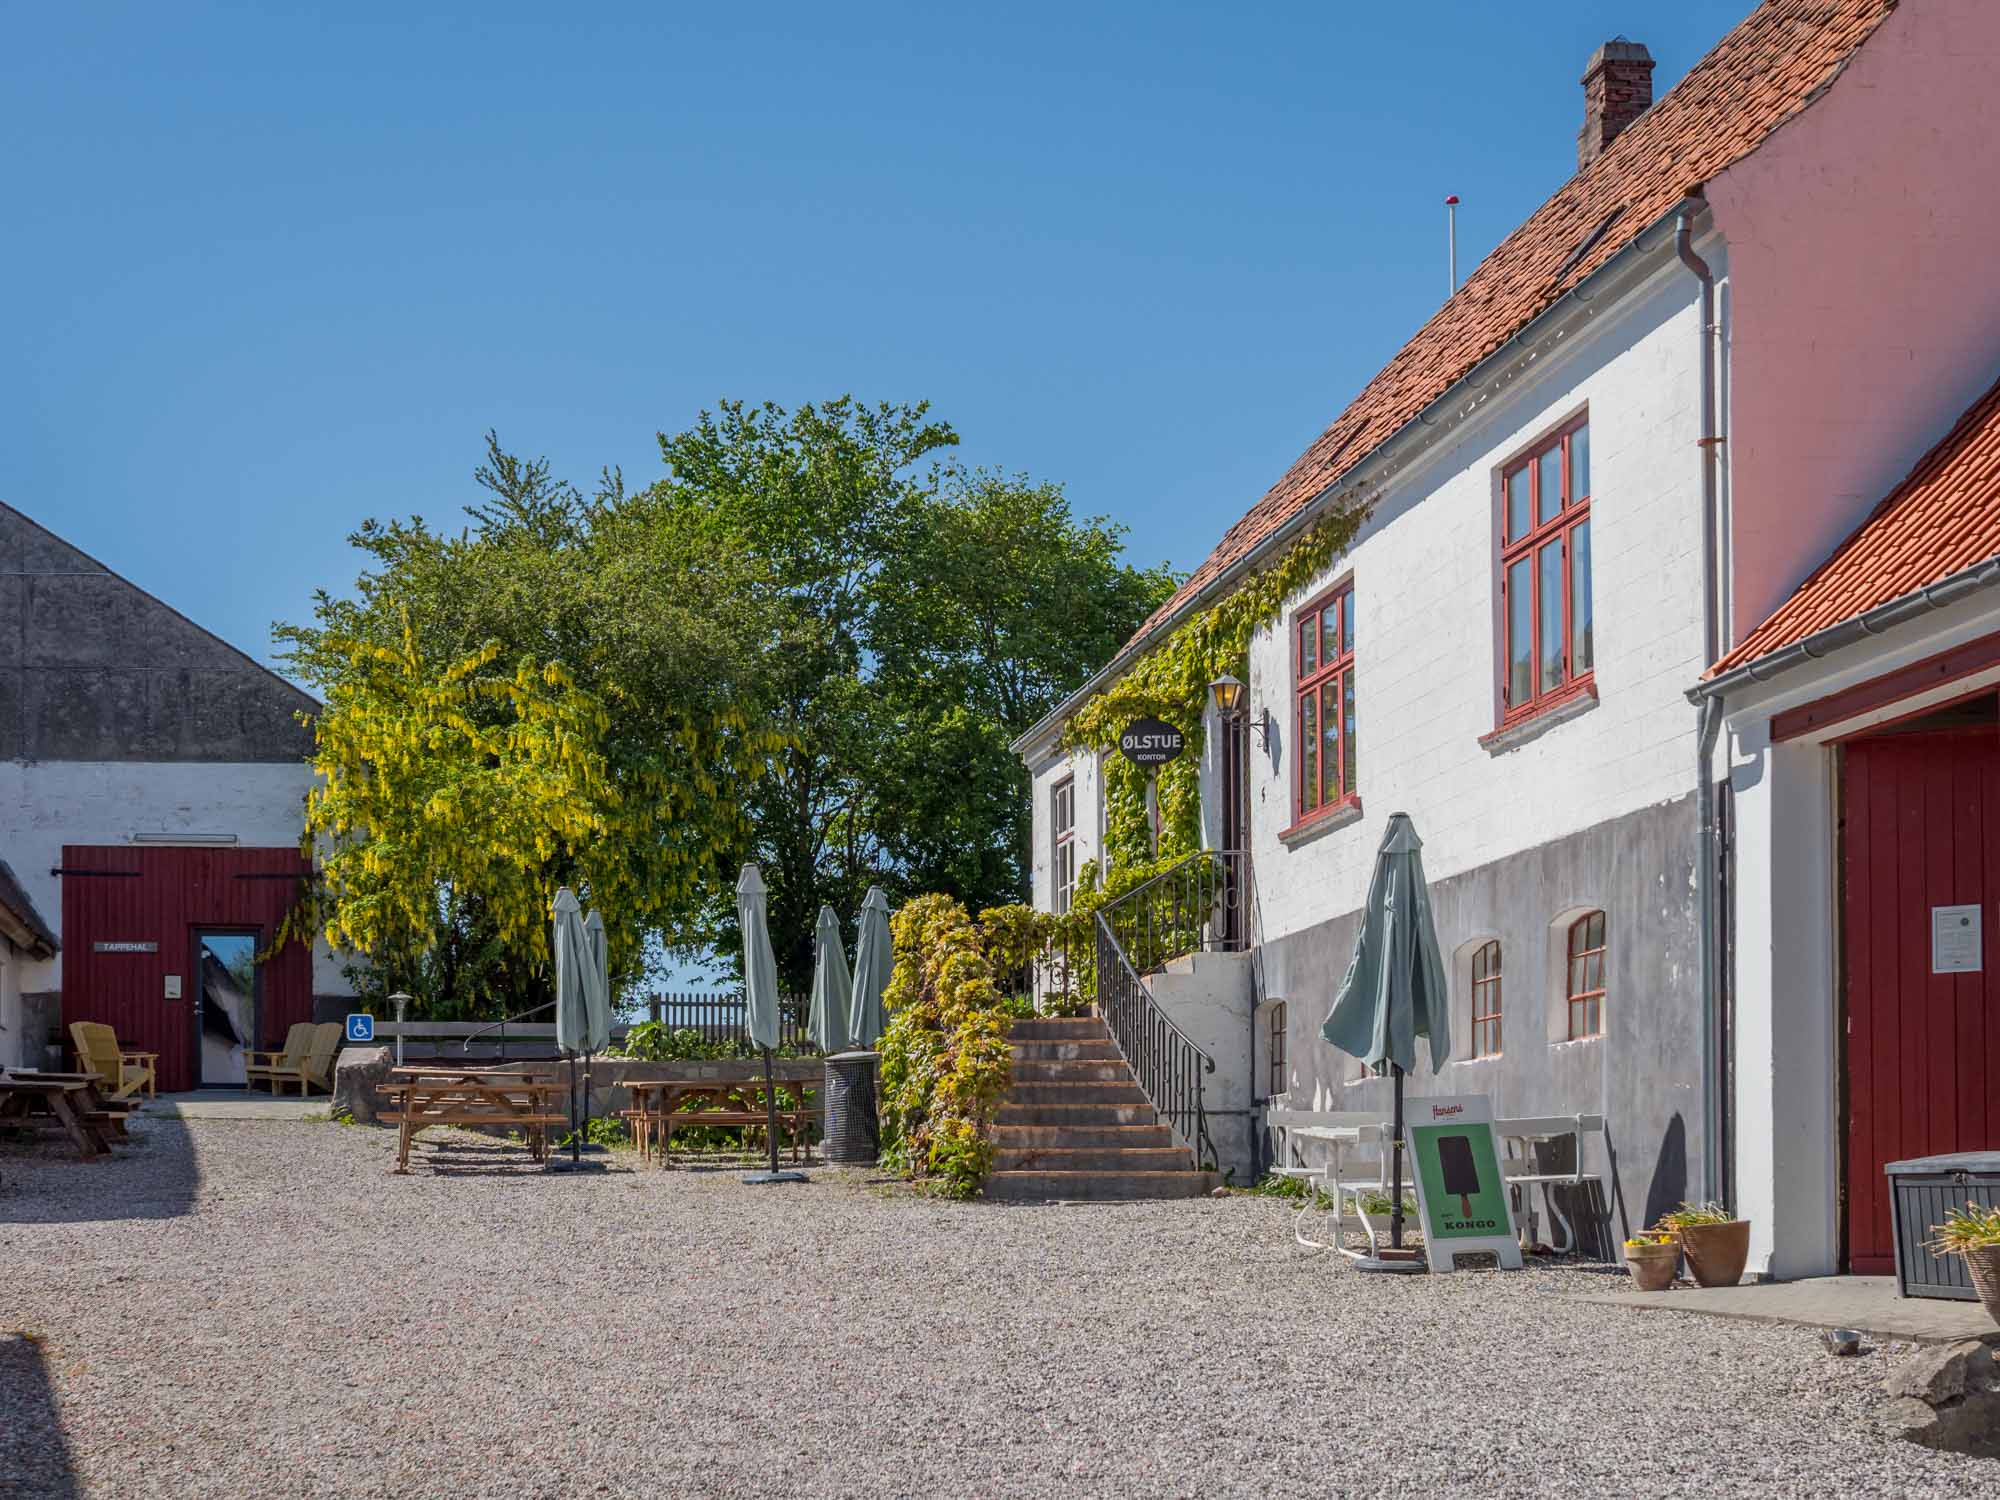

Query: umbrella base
<box><xmin>740</xmin><ymin>1169</ymin><xmax>809</xmax><ymax>1185</ymax></box>
<box><xmin>546</xmin><ymin>1158</ymin><xmax>610</xmax><ymax>1174</ymax></box>
<box><xmin>1348</xmin><ymin>1251</ymin><xmax>1427</xmax><ymax>1274</ymax></box>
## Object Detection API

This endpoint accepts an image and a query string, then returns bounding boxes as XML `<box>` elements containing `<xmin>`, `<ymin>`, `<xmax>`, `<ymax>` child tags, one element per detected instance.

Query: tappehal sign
<box><xmin>1117</xmin><ymin>717</ymin><xmax>1186</xmax><ymax>768</ymax></box>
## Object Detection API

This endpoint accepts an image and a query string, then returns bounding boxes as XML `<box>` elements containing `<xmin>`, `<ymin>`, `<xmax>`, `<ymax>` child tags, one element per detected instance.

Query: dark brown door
<box><xmin>1841</xmin><ymin>722</ymin><xmax>2000</xmax><ymax>1273</ymax></box>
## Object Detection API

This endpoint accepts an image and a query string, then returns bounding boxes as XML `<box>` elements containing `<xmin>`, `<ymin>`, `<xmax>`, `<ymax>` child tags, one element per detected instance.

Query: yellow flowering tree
<box><xmin>278</xmin><ymin>434</ymin><xmax>786</xmax><ymax>1016</ymax></box>
<box><xmin>296</xmin><ymin>620</ymin><xmax>783</xmax><ymax>1012</ymax></box>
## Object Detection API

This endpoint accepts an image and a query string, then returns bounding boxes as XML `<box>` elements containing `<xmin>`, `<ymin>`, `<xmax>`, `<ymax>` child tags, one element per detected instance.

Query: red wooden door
<box><xmin>59</xmin><ymin>846</ymin><xmax>315</xmax><ymax>1093</ymax></box>
<box><xmin>1841</xmin><ymin>728</ymin><xmax>2000</xmax><ymax>1273</ymax></box>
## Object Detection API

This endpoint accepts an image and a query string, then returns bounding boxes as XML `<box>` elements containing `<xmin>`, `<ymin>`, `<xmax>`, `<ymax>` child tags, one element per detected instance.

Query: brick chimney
<box><xmin>1578</xmin><ymin>39</ymin><xmax>1655</xmax><ymax>170</ymax></box>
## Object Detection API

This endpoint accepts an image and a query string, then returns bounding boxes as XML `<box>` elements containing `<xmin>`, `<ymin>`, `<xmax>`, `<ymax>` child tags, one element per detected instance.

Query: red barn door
<box><xmin>59</xmin><ymin>846</ymin><xmax>315</xmax><ymax>1093</ymax></box>
<box><xmin>1841</xmin><ymin>721</ymin><xmax>2000</xmax><ymax>1273</ymax></box>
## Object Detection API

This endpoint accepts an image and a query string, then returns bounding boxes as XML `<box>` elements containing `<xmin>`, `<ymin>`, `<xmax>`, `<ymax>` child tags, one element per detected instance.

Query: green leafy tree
<box><xmin>276</xmin><ymin>436</ymin><xmax>784</xmax><ymax>1018</ymax></box>
<box><xmin>650</xmin><ymin>401</ymin><xmax>1175</xmax><ymax>986</ymax></box>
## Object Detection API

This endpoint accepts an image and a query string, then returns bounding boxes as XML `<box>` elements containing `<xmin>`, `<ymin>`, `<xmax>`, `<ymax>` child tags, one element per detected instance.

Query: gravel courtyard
<box><xmin>1</xmin><ymin>1116</ymin><xmax>1992</xmax><ymax>1499</ymax></box>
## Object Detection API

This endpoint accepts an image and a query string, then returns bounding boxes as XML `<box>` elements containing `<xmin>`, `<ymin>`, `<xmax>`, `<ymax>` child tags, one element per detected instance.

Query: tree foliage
<box><xmin>648</xmin><ymin>399</ymin><xmax>1176</xmax><ymax>986</ymax></box>
<box><xmin>282</xmin><ymin>401</ymin><xmax>1175</xmax><ymax>1006</ymax></box>
<box><xmin>277</xmin><ymin>436</ymin><xmax>783</xmax><ymax>1018</ymax></box>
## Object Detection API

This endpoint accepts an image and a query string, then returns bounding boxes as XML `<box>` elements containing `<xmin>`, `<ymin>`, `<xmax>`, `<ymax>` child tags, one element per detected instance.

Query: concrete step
<box><xmin>994</xmin><ymin>1103</ymin><xmax>1157</xmax><ymax>1128</ymax></box>
<box><xmin>1009</xmin><ymin>1040</ymin><xmax>1123</xmax><ymax>1062</ymax></box>
<box><xmin>1009</xmin><ymin>1016</ymin><xmax>1110</xmax><ymax>1042</ymax></box>
<box><xmin>1009</xmin><ymin>1060</ymin><xmax>1132</xmax><ymax>1084</ymax></box>
<box><xmin>985</xmin><ymin>1169</ymin><xmax>1221</xmax><ymax>1202</ymax></box>
<box><xmin>992</xmin><ymin>1146</ymin><xmax>1193</xmax><ymax>1173</ymax></box>
<box><xmin>1004</xmin><ymin>1082</ymin><xmax>1149</xmax><ymax>1107</ymax></box>
<box><xmin>989</xmin><ymin>1124</ymin><xmax>1175</xmax><ymax>1150</ymax></box>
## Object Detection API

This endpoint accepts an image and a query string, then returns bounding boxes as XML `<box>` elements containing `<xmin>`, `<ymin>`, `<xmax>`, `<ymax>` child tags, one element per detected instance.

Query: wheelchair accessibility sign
<box><xmin>345</xmin><ymin>1013</ymin><xmax>375</xmax><ymax>1043</ymax></box>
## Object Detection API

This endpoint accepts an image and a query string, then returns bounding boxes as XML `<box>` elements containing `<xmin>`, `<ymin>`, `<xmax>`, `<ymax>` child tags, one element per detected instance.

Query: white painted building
<box><xmin>0</xmin><ymin>502</ymin><xmax>351</xmax><ymax>1085</ymax></box>
<box><xmin>1018</xmin><ymin>0</ymin><xmax>2000</xmax><ymax>1271</ymax></box>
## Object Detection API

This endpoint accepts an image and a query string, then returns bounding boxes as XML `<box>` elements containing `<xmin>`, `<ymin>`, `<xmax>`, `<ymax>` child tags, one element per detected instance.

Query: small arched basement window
<box><xmin>1470</xmin><ymin>940</ymin><xmax>1502</xmax><ymax>1058</ymax></box>
<box><xmin>1566</xmin><ymin>910</ymin><xmax>1607</xmax><ymax>1040</ymax></box>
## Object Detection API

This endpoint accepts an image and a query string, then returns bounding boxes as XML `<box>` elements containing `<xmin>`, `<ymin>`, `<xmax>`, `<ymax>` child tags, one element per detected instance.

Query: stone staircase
<box><xmin>985</xmin><ymin>1015</ymin><xmax>1220</xmax><ymax>1201</ymax></box>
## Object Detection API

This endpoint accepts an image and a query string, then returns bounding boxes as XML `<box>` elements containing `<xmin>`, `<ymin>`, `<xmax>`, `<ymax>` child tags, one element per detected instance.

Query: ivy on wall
<box><xmin>1061</xmin><ymin>503</ymin><xmax>1368</xmax><ymax>863</ymax></box>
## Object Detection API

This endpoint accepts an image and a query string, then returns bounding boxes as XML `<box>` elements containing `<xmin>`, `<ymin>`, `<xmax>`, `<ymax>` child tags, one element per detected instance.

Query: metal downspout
<box><xmin>1677</xmin><ymin>201</ymin><xmax>1725</xmax><ymax>1209</ymax></box>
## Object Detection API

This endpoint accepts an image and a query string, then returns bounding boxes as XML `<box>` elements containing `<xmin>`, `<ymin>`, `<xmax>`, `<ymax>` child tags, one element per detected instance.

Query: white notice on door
<box><xmin>1931</xmin><ymin>904</ymin><xmax>1982</xmax><ymax>974</ymax></box>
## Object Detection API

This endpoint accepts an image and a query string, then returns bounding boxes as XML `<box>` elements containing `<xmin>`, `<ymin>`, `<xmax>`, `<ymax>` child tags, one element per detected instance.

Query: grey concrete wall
<box><xmin>1146</xmin><ymin>951</ymin><xmax>1258</xmax><ymax>1184</ymax></box>
<box><xmin>1260</xmin><ymin>793</ymin><xmax>1703</xmax><ymax>1254</ymax></box>
<box><xmin>20</xmin><ymin>990</ymin><xmax>63</xmax><ymax>1069</ymax></box>
<box><xmin>0</xmin><ymin>504</ymin><xmax>315</xmax><ymax>763</ymax></box>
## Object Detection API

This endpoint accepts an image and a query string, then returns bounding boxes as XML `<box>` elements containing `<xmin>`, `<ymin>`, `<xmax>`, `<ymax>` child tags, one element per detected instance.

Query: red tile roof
<box><xmin>1123</xmin><ymin>0</ymin><xmax>1898</xmax><ymax>658</ymax></box>
<box><xmin>1712</xmin><ymin>370</ymin><xmax>2000</xmax><ymax>674</ymax></box>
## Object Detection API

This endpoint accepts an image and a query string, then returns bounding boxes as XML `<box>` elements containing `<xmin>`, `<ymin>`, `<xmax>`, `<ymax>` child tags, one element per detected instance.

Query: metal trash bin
<box><xmin>1886</xmin><ymin>1151</ymin><xmax>2000</xmax><ymax>1300</ymax></box>
<box><xmin>823</xmin><ymin>1051</ymin><xmax>880</xmax><ymax>1166</ymax></box>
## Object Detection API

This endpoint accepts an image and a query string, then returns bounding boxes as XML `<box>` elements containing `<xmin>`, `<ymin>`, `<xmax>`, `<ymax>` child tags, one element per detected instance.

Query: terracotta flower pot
<box><xmin>1962</xmin><ymin>1243</ymin><xmax>2000</xmax><ymax>1329</ymax></box>
<box><xmin>1623</xmin><ymin>1240</ymin><xmax>1679</xmax><ymax>1292</ymax></box>
<box><xmin>1677</xmin><ymin>1219</ymin><xmax>1750</xmax><ymax>1288</ymax></box>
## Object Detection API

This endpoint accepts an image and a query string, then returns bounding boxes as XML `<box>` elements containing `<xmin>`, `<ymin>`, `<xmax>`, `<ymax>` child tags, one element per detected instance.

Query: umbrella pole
<box><xmin>571</xmin><ymin>1047</ymin><xmax>582</xmax><ymax>1166</ymax></box>
<box><xmin>762</xmin><ymin>1045</ymin><xmax>781</xmax><ymax>1176</ymax></box>
<box><xmin>1390</xmin><ymin>1063</ymin><xmax>1406</xmax><ymax>1250</ymax></box>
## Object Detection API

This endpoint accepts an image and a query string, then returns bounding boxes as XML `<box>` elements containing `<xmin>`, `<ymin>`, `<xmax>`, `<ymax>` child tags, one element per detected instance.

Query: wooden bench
<box><xmin>377</xmin><ymin>1068</ymin><xmax>569</xmax><ymax>1174</ymax></box>
<box><xmin>624</xmin><ymin>1078</ymin><xmax>820</xmax><ymax>1167</ymax></box>
<box><xmin>0</xmin><ymin>1076</ymin><xmax>120</xmax><ymax>1160</ymax></box>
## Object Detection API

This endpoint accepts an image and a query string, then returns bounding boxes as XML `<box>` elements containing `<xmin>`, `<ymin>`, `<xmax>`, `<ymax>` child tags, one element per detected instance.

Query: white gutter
<box><xmin>1011</xmin><ymin>200</ymin><xmax>1706</xmax><ymax>757</ymax></box>
<box><xmin>1688</xmin><ymin>553</ymin><xmax>2000</xmax><ymax>706</ymax></box>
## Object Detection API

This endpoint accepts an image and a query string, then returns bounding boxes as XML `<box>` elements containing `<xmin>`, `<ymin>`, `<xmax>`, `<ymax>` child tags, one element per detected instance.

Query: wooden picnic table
<box><xmin>0</xmin><ymin>1073</ymin><xmax>126</xmax><ymax>1160</ymax></box>
<box><xmin>376</xmin><ymin>1066</ymin><xmax>569</xmax><ymax>1174</ymax></box>
<box><xmin>624</xmin><ymin>1075</ymin><xmax>821</xmax><ymax>1167</ymax></box>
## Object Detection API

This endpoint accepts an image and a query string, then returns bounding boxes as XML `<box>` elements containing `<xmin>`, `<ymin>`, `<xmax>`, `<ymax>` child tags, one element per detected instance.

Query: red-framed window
<box><xmin>1566</xmin><ymin>910</ymin><xmax>1606</xmax><ymax>1040</ymax></box>
<box><xmin>1499</xmin><ymin>418</ymin><xmax>1592</xmax><ymax>723</ymax></box>
<box><xmin>1293</xmin><ymin>582</ymin><xmax>1356</xmax><ymax>825</ymax></box>
<box><xmin>1470</xmin><ymin>940</ymin><xmax>1502</xmax><ymax>1058</ymax></box>
<box><xmin>1051</xmin><ymin>776</ymin><xmax>1076</xmax><ymax>915</ymax></box>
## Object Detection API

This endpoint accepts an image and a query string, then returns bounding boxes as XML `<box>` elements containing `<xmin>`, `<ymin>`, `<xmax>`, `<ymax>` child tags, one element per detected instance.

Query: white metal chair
<box><xmin>1493</xmin><ymin>1113</ymin><xmax>1607</xmax><ymax>1254</ymax></box>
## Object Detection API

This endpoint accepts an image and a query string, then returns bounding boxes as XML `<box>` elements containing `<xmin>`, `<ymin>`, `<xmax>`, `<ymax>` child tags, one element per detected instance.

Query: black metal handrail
<box><xmin>1102</xmin><ymin>848</ymin><xmax>1251</xmax><ymax>976</ymax></box>
<box><xmin>1094</xmin><ymin>913</ymin><xmax>1217</xmax><ymax>1171</ymax></box>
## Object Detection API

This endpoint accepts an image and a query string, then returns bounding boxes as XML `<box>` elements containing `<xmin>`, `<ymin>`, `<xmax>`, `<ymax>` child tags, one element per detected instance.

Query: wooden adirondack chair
<box><xmin>244</xmin><ymin>1022</ymin><xmax>317</xmax><ymax>1095</ymax></box>
<box><xmin>301</xmin><ymin>1023</ymin><xmax>344</xmax><ymax>1095</ymax></box>
<box><xmin>68</xmin><ymin>1021</ymin><xmax>158</xmax><ymax>1100</ymax></box>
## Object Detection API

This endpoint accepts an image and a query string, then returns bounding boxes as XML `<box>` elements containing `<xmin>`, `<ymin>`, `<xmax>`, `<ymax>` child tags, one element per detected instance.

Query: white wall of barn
<box><xmin>0</xmin><ymin>759</ymin><xmax>351</xmax><ymax>999</ymax></box>
<box><xmin>1242</xmin><ymin>253</ymin><xmax>1713</xmax><ymax>945</ymax></box>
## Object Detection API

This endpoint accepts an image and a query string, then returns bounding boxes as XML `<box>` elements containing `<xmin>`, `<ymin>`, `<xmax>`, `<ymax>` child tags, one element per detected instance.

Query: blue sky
<box><xmin>4</xmin><ymin>2</ymin><xmax>1751</xmax><ymax>673</ymax></box>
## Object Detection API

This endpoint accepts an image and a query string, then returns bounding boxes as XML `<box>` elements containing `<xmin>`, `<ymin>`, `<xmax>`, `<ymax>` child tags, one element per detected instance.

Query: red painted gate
<box><xmin>1841</xmin><ymin>725</ymin><xmax>2000</xmax><ymax>1274</ymax></box>
<box><xmin>58</xmin><ymin>845</ymin><xmax>315</xmax><ymax>1093</ymax></box>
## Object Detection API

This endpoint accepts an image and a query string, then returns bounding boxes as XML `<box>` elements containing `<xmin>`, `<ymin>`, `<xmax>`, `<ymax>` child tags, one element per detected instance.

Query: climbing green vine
<box><xmin>1062</xmin><ymin>504</ymin><xmax>1367</xmax><ymax>862</ymax></box>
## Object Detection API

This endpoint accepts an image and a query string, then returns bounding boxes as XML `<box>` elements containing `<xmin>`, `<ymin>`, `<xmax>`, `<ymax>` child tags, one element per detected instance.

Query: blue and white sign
<box><xmin>345</xmin><ymin>1013</ymin><xmax>375</xmax><ymax>1043</ymax></box>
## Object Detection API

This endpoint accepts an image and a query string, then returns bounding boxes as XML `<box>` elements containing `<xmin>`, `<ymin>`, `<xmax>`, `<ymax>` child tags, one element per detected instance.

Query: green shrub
<box><xmin>879</xmin><ymin>894</ymin><xmax>1018</xmax><ymax>1200</ymax></box>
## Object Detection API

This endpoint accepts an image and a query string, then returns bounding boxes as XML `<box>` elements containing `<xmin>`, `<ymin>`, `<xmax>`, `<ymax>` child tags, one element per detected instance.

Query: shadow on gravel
<box><xmin>410</xmin><ymin>1137</ymin><xmax>620</xmax><ymax>1177</ymax></box>
<box><xmin>0</xmin><ymin>1334</ymin><xmax>82</xmax><ymax>1499</ymax></box>
<box><xmin>0</xmin><ymin>1118</ymin><xmax>199</xmax><ymax>1224</ymax></box>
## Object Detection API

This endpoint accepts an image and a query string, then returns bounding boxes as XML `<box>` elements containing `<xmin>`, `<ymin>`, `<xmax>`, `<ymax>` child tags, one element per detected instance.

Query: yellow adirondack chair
<box><xmin>301</xmin><ymin>1022</ymin><xmax>344</xmax><ymax>1095</ymax></box>
<box><xmin>244</xmin><ymin>1022</ymin><xmax>317</xmax><ymax>1095</ymax></box>
<box><xmin>68</xmin><ymin>1021</ymin><xmax>158</xmax><ymax>1100</ymax></box>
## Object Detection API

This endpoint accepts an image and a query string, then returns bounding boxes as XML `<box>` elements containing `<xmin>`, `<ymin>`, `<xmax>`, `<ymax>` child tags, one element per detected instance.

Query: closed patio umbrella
<box><xmin>807</xmin><ymin>905</ymin><xmax>852</xmax><ymax>1055</ymax></box>
<box><xmin>583</xmin><ymin>908</ymin><xmax>613</xmax><ymax>1052</ymax></box>
<box><xmin>551</xmin><ymin>888</ymin><xmax>607</xmax><ymax>1172</ymax></box>
<box><xmin>1321</xmin><ymin>812</ymin><xmax>1451</xmax><ymax>1261</ymax></box>
<box><xmin>847</xmin><ymin>885</ymin><xmax>892</xmax><ymax>1049</ymax></box>
<box><xmin>737</xmin><ymin>864</ymin><xmax>804</xmax><ymax>1184</ymax></box>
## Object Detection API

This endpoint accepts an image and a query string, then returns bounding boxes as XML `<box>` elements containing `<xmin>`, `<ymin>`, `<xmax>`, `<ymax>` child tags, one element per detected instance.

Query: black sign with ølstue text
<box><xmin>1117</xmin><ymin>717</ymin><xmax>1186</xmax><ymax>768</ymax></box>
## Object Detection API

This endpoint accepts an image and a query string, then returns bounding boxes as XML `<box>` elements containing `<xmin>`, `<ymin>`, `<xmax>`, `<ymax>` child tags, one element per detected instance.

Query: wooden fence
<box><xmin>640</xmin><ymin>993</ymin><xmax>814</xmax><ymax>1054</ymax></box>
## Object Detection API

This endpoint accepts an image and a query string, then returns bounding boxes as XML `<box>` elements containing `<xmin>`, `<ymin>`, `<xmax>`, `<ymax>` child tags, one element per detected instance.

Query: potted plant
<box><xmin>1658</xmin><ymin>1202</ymin><xmax>1751</xmax><ymax>1287</ymax></box>
<box><xmin>1931</xmin><ymin>1201</ymin><xmax>2000</xmax><ymax>1328</ymax></box>
<box><xmin>1621</xmin><ymin>1229</ymin><xmax>1679</xmax><ymax>1291</ymax></box>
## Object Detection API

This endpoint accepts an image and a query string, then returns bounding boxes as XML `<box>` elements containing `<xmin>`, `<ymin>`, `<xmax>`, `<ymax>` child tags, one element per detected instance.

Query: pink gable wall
<box><xmin>1710</xmin><ymin>0</ymin><xmax>2000</xmax><ymax>644</ymax></box>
